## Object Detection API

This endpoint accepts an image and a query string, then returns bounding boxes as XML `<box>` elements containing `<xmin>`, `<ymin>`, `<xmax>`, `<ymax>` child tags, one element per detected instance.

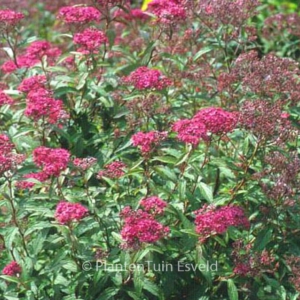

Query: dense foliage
<box><xmin>1</xmin><ymin>0</ymin><xmax>300</xmax><ymax>299</ymax></box>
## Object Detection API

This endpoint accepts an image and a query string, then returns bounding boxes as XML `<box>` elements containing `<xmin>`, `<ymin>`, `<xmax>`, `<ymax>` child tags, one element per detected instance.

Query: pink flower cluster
<box><xmin>58</xmin><ymin>6</ymin><xmax>101</xmax><ymax>24</ymax></box>
<box><xmin>2</xmin><ymin>261</ymin><xmax>22</xmax><ymax>276</ymax></box>
<box><xmin>140</xmin><ymin>196</ymin><xmax>167</xmax><ymax>215</ymax></box>
<box><xmin>0</xmin><ymin>9</ymin><xmax>24</xmax><ymax>25</ymax></box>
<box><xmin>1</xmin><ymin>56</ymin><xmax>37</xmax><ymax>74</ymax></box>
<box><xmin>0</xmin><ymin>134</ymin><xmax>25</xmax><ymax>174</ymax></box>
<box><xmin>1</xmin><ymin>41</ymin><xmax>61</xmax><ymax>74</ymax></box>
<box><xmin>18</xmin><ymin>75</ymin><xmax>47</xmax><ymax>92</ymax></box>
<box><xmin>26</xmin><ymin>41</ymin><xmax>61</xmax><ymax>63</ymax></box>
<box><xmin>55</xmin><ymin>201</ymin><xmax>88</xmax><ymax>224</ymax></box>
<box><xmin>232</xmin><ymin>240</ymin><xmax>276</xmax><ymax>277</ymax></box>
<box><xmin>173</xmin><ymin>107</ymin><xmax>237</xmax><ymax>145</ymax></box>
<box><xmin>123</xmin><ymin>67</ymin><xmax>172</xmax><ymax>90</ymax></box>
<box><xmin>194</xmin><ymin>107</ymin><xmax>238</xmax><ymax>135</ymax></box>
<box><xmin>120</xmin><ymin>206</ymin><xmax>169</xmax><ymax>249</ymax></box>
<box><xmin>148</xmin><ymin>0</ymin><xmax>187</xmax><ymax>24</ymax></box>
<box><xmin>194</xmin><ymin>204</ymin><xmax>250</xmax><ymax>242</ymax></box>
<box><xmin>15</xmin><ymin>172</ymin><xmax>49</xmax><ymax>190</ymax></box>
<box><xmin>239</xmin><ymin>100</ymin><xmax>293</xmax><ymax>143</ymax></box>
<box><xmin>24</xmin><ymin>88</ymin><xmax>65</xmax><ymax>124</ymax></box>
<box><xmin>97</xmin><ymin>161</ymin><xmax>126</xmax><ymax>179</ymax></box>
<box><xmin>263</xmin><ymin>13</ymin><xmax>300</xmax><ymax>39</ymax></box>
<box><xmin>172</xmin><ymin>118</ymin><xmax>208</xmax><ymax>145</ymax></box>
<box><xmin>33</xmin><ymin>146</ymin><xmax>70</xmax><ymax>177</ymax></box>
<box><xmin>0</xmin><ymin>134</ymin><xmax>14</xmax><ymax>154</ymax></box>
<box><xmin>199</xmin><ymin>0</ymin><xmax>259</xmax><ymax>27</ymax></box>
<box><xmin>0</xmin><ymin>90</ymin><xmax>13</xmax><ymax>106</ymax></box>
<box><xmin>18</xmin><ymin>75</ymin><xmax>68</xmax><ymax>125</ymax></box>
<box><xmin>73</xmin><ymin>28</ymin><xmax>107</xmax><ymax>54</ymax></box>
<box><xmin>131</xmin><ymin>131</ymin><xmax>167</xmax><ymax>153</ymax></box>
<box><xmin>0</xmin><ymin>134</ymin><xmax>14</xmax><ymax>173</ymax></box>
<box><xmin>73</xmin><ymin>157</ymin><xmax>97</xmax><ymax>171</ymax></box>
<box><xmin>220</xmin><ymin>51</ymin><xmax>300</xmax><ymax>101</ymax></box>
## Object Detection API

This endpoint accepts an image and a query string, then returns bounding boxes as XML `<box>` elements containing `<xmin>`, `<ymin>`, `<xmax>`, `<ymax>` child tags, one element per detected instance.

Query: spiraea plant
<box><xmin>0</xmin><ymin>0</ymin><xmax>300</xmax><ymax>299</ymax></box>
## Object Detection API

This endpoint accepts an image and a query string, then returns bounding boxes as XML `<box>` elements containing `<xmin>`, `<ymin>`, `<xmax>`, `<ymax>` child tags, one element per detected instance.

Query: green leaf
<box><xmin>140</xmin><ymin>41</ymin><xmax>157</xmax><ymax>65</ymax></box>
<box><xmin>178</xmin><ymin>180</ymin><xmax>186</xmax><ymax>201</ymax></box>
<box><xmin>0</xmin><ymin>275</ymin><xmax>21</xmax><ymax>284</ymax></box>
<box><xmin>194</xmin><ymin>47</ymin><xmax>213</xmax><ymax>61</ymax></box>
<box><xmin>175</xmin><ymin>149</ymin><xmax>191</xmax><ymax>166</ymax></box>
<box><xmin>167</xmin><ymin>205</ymin><xmax>193</xmax><ymax>229</ymax></box>
<box><xmin>126</xmin><ymin>291</ymin><xmax>142</xmax><ymax>300</ymax></box>
<box><xmin>98</xmin><ymin>287</ymin><xmax>119</xmax><ymax>300</ymax></box>
<box><xmin>227</xmin><ymin>279</ymin><xmax>239</xmax><ymax>300</ymax></box>
<box><xmin>143</xmin><ymin>279</ymin><xmax>162</xmax><ymax>299</ymax></box>
<box><xmin>24</xmin><ymin>221</ymin><xmax>53</xmax><ymax>236</ymax></box>
<box><xmin>54</xmin><ymin>86</ymin><xmax>77</xmax><ymax>98</ymax></box>
<box><xmin>111</xmin><ymin>232</ymin><xmax>123</xmax><ymax>243</ymax></box>
<box><xmin>153</xmin><ymin>166</ymin><xmax>177</xmax><ymax>183</ymax></box>
<box><xmin>151</xmin><ymin>156</ymin><xmax>177</xmax><ymax>165</ymax></box>
<box><xmin>253</xmin><ymin>228</ymin><xmax>273</xmax><ymax>251</ymax></box>
<box><xmin>77</xmin><ymin>72</ymin><xmax>89</xmax><ymax>90</ymax></box>
<box><xmin>198</xmin><ymin>182</ymin><xmax>213</xmax><ymax>202</ymax></box>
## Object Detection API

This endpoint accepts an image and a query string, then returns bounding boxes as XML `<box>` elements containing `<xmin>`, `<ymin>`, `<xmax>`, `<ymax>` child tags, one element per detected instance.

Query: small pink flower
<box><xmin>120</xmin><ymin>206</ymin><xmax>169</xmax><ymax>249</ymax></box>
<box><xmin>281</xmin><ymin>112</ymin><xmax>290</xmax><ymax>119</ymax></box>
<box><xmin>194</xmin><ymin>107</ymin><xmax>238</xmax><ymax>135</ymax></box>
<box><xmin>0</xmin><ymin>90</ymin><xmax>14</xmax><ymax>105</ymax></box>
<box><xmin>0</xmin><ymin>10</ymin><xmax>24</xmax><ymax>25</ymax></box>
<box><xmin>148</xmin><ymin>0</ymin><xmax>187</xmax><ymax>24</ymax></box>
<box><xmin>97</xmin><ymin>161</ymin><xmax>126</xmax><ymax>179</ymax></box>
<box><xmin>25</xmin><ymin>88</ymin><xmax>66</xmax><ymax>124</ymax></box>
<box><xmin>73</xmin><ymin>28</ymin><xmax>107</xmax><ymax>54</ymax></box>
<box><xmin>15</xmin><ymin>172</ymin><xmax>49</xmax><ymax>190</ymax></box>
<box><xmin>233</xmin><ymin>262</ymin><xmax>252</xmax><ymax>276</ymax></box>
<box><xmin>33</xmin><ymin>147</ymin><xmax>70</xmax><ymax>177</ymax></box>
<box><xmin>172</xmin><ymin>118</ymin><xmax>208</xmax><ymax>145</ymax></box>
<box><xmin>25</xmin><ymin>41</ymin><xmax>61</xmax><ymax>65</ymax></box>
<box><xmin>0</xmin><ymin>135</ymin><xmax>25</xmax><ymax>174</ymax></box>
<box><xmin>140</xmin><ymin>196</ymin><xmax>167</xmax><ymax>215</ymax></box>
<box><xmin>194</xmin><ymin>205</ymin><xmax>250</xmax><ymax>242</ymax></box>
<box><xmin>55</xmin><ymin>201</ymin><xmax>88</xmax><ymax>224</ymax></box>
<box><xmin>58</xmin><ymin>6</ymin><xmax>101</xmax><ymax>24</ymax></box>
<box><xmin>1</xmin><ymin>55</ymin><xmax>38</xmax><ymax>74</ymax></box>
<box><xmin>2</xmin><ymin>261</ymin><xmax>22</xmax><ymax>276</ymax></box>
<box><xmin>132</xmin><ymin>131</ymin><xmax>167</xmax><ymax>153</ymax></box>
<box><xmin>73</xmin><ymin>157</ymin><xmax>97</xmax><ymax>171</ymax></box>
<box><xmin>123</xmin><ymin>67</ymin><xmax>172</xmax><ymax>90</ymax></box>
<box><xmin>18</xmin><ymin>75</ymin><xmax>47</xmax><ymax>93</ymax></box>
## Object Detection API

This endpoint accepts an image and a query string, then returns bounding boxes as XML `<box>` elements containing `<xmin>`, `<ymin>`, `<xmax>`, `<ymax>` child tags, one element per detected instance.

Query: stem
<box><xmin>168</xmin><ymin>145</ymin><xmax>193</xmax><ymax>201</ymax></box>
<box><xmin>6</xmin><ymin>177</ymin><xmax>30</xmax><ymax>257</ymax></box>
<box><xmin>67</xmin><ymin>224</ymin><xmax>81</xmax><ymax>268</ymax></box>
<box><xmin>228</xmin><ymin>138</ymin><xmax>261</xmax><ymax>203</ymax></box>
